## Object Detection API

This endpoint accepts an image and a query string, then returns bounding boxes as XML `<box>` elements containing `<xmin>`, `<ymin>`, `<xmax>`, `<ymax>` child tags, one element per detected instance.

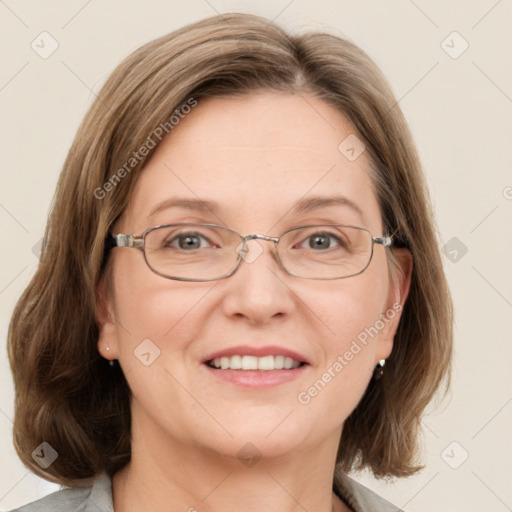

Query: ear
<box><xmin>375</xmin><ymin>247</ymin><xmax>413</xmax><ymax>362</ymax></box>
<box><xmin>96</xmin><ymin>276</ymin><xmax>120</xmax><ymax>360</ymax></box>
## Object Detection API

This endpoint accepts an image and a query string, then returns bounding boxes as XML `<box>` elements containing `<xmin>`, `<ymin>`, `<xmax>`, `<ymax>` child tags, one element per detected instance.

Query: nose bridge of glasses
<box><xmin>236</xmin><ymin>233</ymin><xmax>280</xmax><ymax>262</ymax></box>
<box><xmin>242</xmin><ymin>233</ymin><xmax>279</xmax><ymax>244</ymax></box>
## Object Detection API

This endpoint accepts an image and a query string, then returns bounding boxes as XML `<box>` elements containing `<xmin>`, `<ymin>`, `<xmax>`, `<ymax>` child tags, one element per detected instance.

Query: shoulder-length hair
<box><xmin>8</xmin><ymin>12</ymin><xmax>452</xmax><ymax>485</ymax></box>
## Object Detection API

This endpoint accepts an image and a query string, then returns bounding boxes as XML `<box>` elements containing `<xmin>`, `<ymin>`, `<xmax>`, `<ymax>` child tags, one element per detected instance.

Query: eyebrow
<box><xmin>290</xmin><ymin>195</ymin><xmax>364</xmax><ymax>218</ymax></box>
<box><xmin>147</xmin><ymin>194</ymin><xmax>364</xmax><ymax>221</ymax></box>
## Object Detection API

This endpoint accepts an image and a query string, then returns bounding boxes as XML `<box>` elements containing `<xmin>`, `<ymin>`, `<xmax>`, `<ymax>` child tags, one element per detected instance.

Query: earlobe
<box><xmin>96</xmin><ymin>276</ymin><xmax>119</xmax><ymax>359</ymax></box>
<box><xmin>375</xmin><ymin>248</ymin><xmax>413</xmax><ymax>362</ymax></box>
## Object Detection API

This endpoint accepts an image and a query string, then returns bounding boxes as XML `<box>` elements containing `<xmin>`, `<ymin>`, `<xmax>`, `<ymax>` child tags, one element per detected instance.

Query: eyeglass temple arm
<box><xmin>373</xmin><ymin>235</ymin><xmax>393</xmax><ymax>247</ymax></box>
<box><xmin>111</xmin><ymin>234</ymin><xmax>144</xmax><ymax>249</ymax></box>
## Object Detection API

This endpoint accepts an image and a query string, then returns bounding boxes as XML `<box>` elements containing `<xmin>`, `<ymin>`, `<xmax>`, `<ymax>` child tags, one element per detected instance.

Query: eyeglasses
<box><xmin>109</xmin><ymin>223</ymin><xmax>393</xmax><ymax>281</ymax></box>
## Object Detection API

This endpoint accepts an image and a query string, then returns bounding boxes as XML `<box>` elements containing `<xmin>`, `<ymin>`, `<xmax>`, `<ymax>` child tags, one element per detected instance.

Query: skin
<box><xmin>97</xmin><ymin>92</ymin><xmax>412</xmax><ymax>512</ymax></box>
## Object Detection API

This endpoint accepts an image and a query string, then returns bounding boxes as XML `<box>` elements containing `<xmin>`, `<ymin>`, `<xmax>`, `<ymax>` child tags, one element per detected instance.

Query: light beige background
<box><xmin>1</xmin><ymin>1</ymin><xmax>511</xmax><ymax>511</ymax></box>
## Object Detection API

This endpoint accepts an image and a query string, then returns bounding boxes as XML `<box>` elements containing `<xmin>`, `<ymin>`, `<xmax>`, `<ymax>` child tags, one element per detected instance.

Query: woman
<box><xmin>7</xmin><ymin>12</ymin><xmax>453</xmax><ymax>512</ymax></box>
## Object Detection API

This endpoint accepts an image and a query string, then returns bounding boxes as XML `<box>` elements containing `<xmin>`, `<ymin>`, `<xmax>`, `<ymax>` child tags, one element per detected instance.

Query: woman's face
<box><xmin>98</xmin><ymin>92</ymin><xmax>410</xmax><ymax>462</ymax></box>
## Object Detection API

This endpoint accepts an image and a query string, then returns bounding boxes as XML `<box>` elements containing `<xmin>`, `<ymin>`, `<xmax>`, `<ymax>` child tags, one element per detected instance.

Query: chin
<box><xmin>194</xmin><ymin>417</ymin><xmax>311</xmax><ymax>459</ymax></box>
<box><xmin>201</xmin><ymin>434</ymin><xmax>304</xmax><ymax>466</ymax></box>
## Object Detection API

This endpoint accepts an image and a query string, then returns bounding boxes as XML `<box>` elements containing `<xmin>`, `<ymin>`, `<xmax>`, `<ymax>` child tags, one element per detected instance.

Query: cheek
<box><xmin>309</xmin><ymin>268</ymin><xmax>389</xmax><ymax>348</ymax></box>
<box><xmin>300</xmin><ymin>259</ymin><xmax>390</xmax><ymax>407</ymax></box>
<box><xmin>297</xmin><ymin>295</ymin><xmax>383</xmax><ymax>425</ymax></box>
<box><xmin>110</xmin><ymin>254</ymin><xmax>213</xmax><ymax>356</ymax></box>
<box><xmin>108</xmin><ymin>260</ymin><xmax>214</xmax><ymax>425</ymax></box>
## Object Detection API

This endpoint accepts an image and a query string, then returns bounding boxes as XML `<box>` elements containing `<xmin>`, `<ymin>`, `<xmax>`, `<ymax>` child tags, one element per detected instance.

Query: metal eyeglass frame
<box><xmin>108</xmin><ymin>222</ymin><xmax>394</xmax><ymax>282</ymax></box>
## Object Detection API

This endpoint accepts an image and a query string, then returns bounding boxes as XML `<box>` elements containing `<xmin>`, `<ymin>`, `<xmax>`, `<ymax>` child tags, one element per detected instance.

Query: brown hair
<box><xmin>8</xmin><ymin>12</ymin><xmax>452</xmax><ymax>485</ymax></box>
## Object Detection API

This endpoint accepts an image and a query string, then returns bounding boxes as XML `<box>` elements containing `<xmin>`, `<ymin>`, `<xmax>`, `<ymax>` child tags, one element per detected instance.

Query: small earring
<box><xmin>104</xmin><ymin>345</ymin><xmax>114</xmax><ymax>367</ymax></box>
<box><xmin>373</xmin><ymin>359</ymin><xmax>386</xmax><ymax>380</ymax></box>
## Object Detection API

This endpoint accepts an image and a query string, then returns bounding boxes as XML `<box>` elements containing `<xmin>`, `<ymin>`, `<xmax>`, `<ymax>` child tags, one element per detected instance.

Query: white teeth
<box><xmin>274</xmin><ymin>355</ymin><xmax>285</xmax><ymax>369</ymax></box>
<box><xmin>241</xmin><ymin>355</ymin><xmax>258</xmax><ymax>370</ymax></box>
<box><xmin>209</xmin><ymin>355</ymin><xmax>302</xmax><ymax>370</ymax></box>
<box><xmin>258</xmin><ymin>355</ymin><xmax>274</xmax><ymax>370</ymax></box>
<box><xmin>229</xmin><ymin>354</ymin><xmax>242</xmax><ymax>369</ymax></box>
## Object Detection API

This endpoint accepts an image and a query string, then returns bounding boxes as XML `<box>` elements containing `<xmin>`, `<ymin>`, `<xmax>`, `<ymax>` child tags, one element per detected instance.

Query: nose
<box><xmin>220</xmin><ymin>238</ymin><xmax>296</xmax><ymax>325</ymax></box>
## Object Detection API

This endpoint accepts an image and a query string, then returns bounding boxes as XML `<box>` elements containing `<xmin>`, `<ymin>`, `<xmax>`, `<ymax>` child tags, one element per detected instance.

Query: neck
<box><xmin>112</xmin><ymin>409</ymin><xmax>350</xmax><ymax>511</ymax></box>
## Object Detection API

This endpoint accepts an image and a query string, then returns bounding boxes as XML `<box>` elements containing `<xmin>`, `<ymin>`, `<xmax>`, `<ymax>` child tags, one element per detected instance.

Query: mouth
<box><xmin>201</xmin><ymin>346</ymin><xmax>310</xmax><ymax>388</ymax></box>
<box><xmin>202</xmin><ymin>345</ymin><xmax>310</xmax><ymax>371</ymax></box>
<box><xmin>205</xmin><ymin>355</ymin><xmax>307</xmax><ymax>371</ymax></box>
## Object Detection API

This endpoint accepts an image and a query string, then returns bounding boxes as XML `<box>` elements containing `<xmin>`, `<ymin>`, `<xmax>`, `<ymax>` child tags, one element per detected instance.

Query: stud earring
<box><xmin>373</xmin><ymin>359</ymin><xmax>386</xmax><ymax>380</ymax></box>
<box><xmin>104</xmin><ymin>345</ymin><xmax>115</xmax><ymax>367</ymax></box>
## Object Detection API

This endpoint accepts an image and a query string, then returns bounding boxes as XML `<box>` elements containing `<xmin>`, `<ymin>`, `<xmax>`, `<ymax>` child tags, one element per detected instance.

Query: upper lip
<box><xmin>202</xmin><ymin>345</ymin><xmax>310</xmax><ymax>365</ymax></box>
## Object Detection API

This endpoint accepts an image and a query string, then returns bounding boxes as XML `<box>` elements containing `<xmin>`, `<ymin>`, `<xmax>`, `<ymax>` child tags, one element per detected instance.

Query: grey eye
<box><xmin>299</xmin><ymin>232</ymin><xmax>344</xmax><ymax>250</ymax></box>
<box><xmin>168</xmin><ymin>232</ymin><xmax>210</xmax><ymax>250</ymax></box>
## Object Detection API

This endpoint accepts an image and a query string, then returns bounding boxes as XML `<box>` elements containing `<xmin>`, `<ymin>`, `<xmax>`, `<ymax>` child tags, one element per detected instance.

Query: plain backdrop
<box><xmin>1</xmin><ymin>1</ymin><xmax>511</xmax><ymax>511</ymax></box>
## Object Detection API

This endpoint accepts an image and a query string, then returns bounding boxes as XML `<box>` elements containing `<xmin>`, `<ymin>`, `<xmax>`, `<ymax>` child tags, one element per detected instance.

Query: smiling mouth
<box><xmin>206</xmin><ymin>355</ymin><xmax>307</xmax><ymax>371</ymax></box>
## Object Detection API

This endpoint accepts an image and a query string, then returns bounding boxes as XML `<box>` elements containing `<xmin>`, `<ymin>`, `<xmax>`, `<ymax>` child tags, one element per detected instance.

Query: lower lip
<box><xmin>202</xmin><ymin>363</ymin><xmax>309</xmax><ymax>388</ymax></box>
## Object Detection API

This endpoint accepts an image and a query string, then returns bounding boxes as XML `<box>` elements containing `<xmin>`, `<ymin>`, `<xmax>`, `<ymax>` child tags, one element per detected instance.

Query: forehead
<box><xmin>121</xmin><ymin>92</ymin><xmax>382</xmax><ymax>234</ymax></box>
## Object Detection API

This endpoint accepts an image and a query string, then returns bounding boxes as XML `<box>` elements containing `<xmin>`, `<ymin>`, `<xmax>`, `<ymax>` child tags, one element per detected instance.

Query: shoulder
<box><xmin>334</xmin><ymin>473</ymin><xmax>405</xmax><ymax>512</ymax></box>
<box><xmin>7</xmin><ymin>473</ymin><xmax>113</xmax><ymax>512</ymax></box>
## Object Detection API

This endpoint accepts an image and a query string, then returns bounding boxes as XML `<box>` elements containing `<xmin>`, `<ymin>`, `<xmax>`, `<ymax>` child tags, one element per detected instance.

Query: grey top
<box><xmin>9</xmin><ymin>472</ymin><xmax>405</xmax><ymax>512</ymax></box>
